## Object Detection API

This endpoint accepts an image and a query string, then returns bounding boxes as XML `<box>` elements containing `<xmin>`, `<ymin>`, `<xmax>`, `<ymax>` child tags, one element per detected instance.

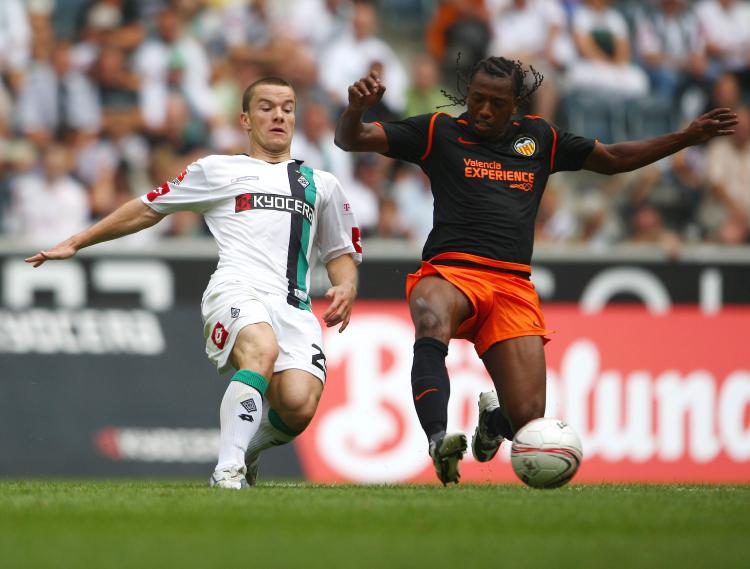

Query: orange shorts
<box><xmin>405</xmin><ymin>252</ymin><xmax>552</xmax><ymax>356</ymax></box>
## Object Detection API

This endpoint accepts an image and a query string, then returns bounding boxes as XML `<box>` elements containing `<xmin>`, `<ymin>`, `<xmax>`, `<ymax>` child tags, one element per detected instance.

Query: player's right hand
<box><xmin>25</xmin><ymin>241</ymin><xmax>78</xmax><ymax>267</ymax></box>
<box><xmin>347</xmin><ymin>71</ymin><xmax>386</xmax><ymax>112</ymax></box>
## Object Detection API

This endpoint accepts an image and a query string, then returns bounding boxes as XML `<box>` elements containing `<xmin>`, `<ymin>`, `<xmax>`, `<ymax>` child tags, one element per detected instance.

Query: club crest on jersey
<box><xmin>297</xmin><ymin>174</ymin><xmax>309</xmax><ymax>188</ymax></box>
<box><xmin>231</xmin><ymin>307</ymin><xmax>240</xmax><ymax>318</ymax></box>
<box><xmin>513</xmin><ymin>136</ymin><xmax>537</xmax><ymax>157</ymax></box>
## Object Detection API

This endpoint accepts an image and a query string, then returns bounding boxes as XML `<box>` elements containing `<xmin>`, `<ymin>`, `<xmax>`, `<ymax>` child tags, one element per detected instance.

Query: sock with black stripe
<box><xmin>245</xmin><ymin>406</ymin><xmax>303</xmax><ymax>460</ymax></box>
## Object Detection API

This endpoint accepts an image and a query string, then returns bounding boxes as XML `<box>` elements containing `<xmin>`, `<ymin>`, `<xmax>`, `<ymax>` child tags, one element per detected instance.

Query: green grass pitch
<box><xmin>1</xmin><ymin>481</ymin><xmax>748</xmax><ymax>569</ymax></box>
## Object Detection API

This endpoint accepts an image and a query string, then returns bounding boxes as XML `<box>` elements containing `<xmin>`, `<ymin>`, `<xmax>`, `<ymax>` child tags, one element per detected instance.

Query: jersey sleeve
<box><xmin>141</xmin><ymin>159</ymin><xmax>217</xmax><ymax>214</ymax></box>
<box><xmin>381</xmin><ymin>113</ymin><xmax>436</xmax><ymax>163</ymax></box>
<box><xmin>315</xmin><ymin>172</ymin><xmax>363</xmax><ymax>266</ymax></box>
<box><xmin>549</xmin><ymin>125</ymin><xmax>596</xmax><ymax>173</ymax></box>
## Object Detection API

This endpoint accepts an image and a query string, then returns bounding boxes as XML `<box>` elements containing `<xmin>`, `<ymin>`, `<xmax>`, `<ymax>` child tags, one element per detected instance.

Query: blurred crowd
<box><xmin>0</xmin><ymin>0</ymin><xmax>748</xmax><ymax>252</ymax></box>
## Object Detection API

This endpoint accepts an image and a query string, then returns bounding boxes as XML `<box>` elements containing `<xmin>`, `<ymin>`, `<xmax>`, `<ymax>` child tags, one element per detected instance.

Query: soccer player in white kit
<box><xmin>26</xmin><ymin>77</ymin><xmax>362</xmax><ymax>489</ymax></box>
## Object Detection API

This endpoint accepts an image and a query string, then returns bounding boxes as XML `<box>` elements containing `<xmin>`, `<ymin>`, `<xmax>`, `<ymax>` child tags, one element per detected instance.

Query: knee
<box><xmin>276</xmin><ymin>390</ymin><xmax>320</xmax><ymax>432</ymax></box>
<box><xmin>411</xmin><ymin>303</ymin><xmax>451</xmax><ymax>341</ymax></box>
<box><xmin>231</xmin><ymin>332</ymin><xmax>279</xmax><ymax>378</ymax></box>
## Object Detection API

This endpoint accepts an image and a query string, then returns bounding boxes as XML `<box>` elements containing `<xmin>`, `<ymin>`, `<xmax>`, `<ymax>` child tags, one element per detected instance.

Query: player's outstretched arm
<box><xmin>322</xmin><ymin>253</ymin><xmax>358</xmax><ymax>332</ymax></box>
<box><xmin>583</xmin><ymin>108</ymin><xmax>738</xmax><ymax>175</ymax></box>
<box><xmin>334</xmin><ymin>71</ymin><xmax>389</xmax><ymax>153</ymax></box>
<box><xmin>25</xmin><ymin>198</ymin><xmax>166</xmax><ymax>267</ymax></box>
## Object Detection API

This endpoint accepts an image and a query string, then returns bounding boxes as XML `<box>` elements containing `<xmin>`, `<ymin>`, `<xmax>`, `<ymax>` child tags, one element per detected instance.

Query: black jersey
<box><xmin>381</xmin><ymin>112</ymin><xmax>595</xmax><ymax>265</ymax></box>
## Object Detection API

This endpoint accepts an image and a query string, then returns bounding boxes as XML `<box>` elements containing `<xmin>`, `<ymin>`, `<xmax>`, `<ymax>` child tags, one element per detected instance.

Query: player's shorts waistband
<box><xmin>427</xmin><ymin>252</ymin><xmax>532</xmax><ymax>280</ymax></box>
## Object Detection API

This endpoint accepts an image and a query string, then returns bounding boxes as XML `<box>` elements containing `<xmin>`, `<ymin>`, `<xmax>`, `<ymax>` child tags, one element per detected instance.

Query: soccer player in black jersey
<box><xmin>335</xmin><ymin>56</ymin><xmax>737</xmax><ymax>485</ymax></box>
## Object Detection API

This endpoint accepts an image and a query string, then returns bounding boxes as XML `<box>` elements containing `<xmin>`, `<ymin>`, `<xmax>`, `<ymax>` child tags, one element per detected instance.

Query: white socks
<box><xmin>215</xmin><ymin>380</ymin><xmax>263</xmax><ymax>471</ymax></box>
<box><xmin>244</xmin><ymin>404</ymin><xmax>297</xmax><ymax>460</ymax></box>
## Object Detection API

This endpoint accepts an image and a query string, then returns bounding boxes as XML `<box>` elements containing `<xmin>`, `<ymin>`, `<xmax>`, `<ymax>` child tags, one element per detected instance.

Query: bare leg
<box><xmin>266</xmin><ymin>369</ymin><xmax>323</xmax><ymax>433</ymax></box>
<box><xmin>481</xmin><ymin>335</ymin><xmax>547</xmax><ymax>437</ymax></box>
<box><xmin>409</xmin><ymin>276</ymin><xmax>473</xmax><ymax>343</ymax></box>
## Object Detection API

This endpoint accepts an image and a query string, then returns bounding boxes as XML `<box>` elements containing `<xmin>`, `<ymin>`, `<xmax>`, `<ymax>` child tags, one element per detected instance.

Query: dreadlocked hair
<box><xmin>439</xmin><ymin>54</ymin><xmax>544</xmax><ymax>108</ymax></box>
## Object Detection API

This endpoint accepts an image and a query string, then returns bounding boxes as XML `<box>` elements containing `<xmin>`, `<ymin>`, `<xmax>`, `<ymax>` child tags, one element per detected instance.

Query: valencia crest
<box><xmin>513</xmin><ymin>136</ymin><xmax>537</xmax><ymax>157</ymax></box>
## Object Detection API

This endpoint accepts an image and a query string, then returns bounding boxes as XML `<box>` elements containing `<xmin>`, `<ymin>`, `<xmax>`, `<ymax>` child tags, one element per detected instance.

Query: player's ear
<box><xmin>239</xmin><ymin>111</ymin><xmax>251</xmax><ymax>131</ymax></box>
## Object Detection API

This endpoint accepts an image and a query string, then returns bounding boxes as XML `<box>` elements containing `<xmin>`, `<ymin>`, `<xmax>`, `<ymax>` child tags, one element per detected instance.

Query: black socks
<box><xmin>411</xmin><ymin>337</ymin><xmax>450</xmax><ymax>441</ymax></box>
<box><xmin>487</xmin><ymin>407</ymin><xmax>515</xmax><ymax>440</ymax></box>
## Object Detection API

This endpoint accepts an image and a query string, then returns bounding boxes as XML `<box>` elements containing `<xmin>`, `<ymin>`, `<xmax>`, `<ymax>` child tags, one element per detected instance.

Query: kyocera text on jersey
<box><xmin>234</xmin><ymin>193</ymin><xmax>315</xmax><ymax>224</ymax></box>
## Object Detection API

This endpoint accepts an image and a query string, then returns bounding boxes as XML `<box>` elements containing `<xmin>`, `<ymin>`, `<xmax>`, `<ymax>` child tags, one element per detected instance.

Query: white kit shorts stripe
<box><xmin>201</xmin><ymin>280</ymin><xmax>326</xmax><ymax>382</ymax></box>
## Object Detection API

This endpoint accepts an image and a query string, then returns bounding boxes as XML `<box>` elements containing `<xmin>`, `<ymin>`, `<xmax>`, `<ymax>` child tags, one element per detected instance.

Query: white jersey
<box><xmin>142</xmin><ymin>154</ymin><xmax>362</xmax><ymax>310</ymax></box>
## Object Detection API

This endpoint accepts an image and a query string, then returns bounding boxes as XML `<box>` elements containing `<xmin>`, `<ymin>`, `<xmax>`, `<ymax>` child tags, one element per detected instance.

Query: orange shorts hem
<box><xmin>406</xmin><ymin>257</ymin><xmax>551</xmax><ymax>355</ymax></box>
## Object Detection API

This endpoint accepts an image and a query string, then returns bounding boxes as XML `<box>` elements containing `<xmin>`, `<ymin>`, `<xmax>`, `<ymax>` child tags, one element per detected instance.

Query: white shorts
<box><xmin>201</xmin><ymin>280</ymin><xmax>326</xmax><ymax>382</ymax></box>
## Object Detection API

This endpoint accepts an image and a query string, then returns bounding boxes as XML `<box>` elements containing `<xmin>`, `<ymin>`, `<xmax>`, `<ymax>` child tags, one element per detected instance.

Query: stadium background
<box><xmin>0</xmin><ymin>0</ymin><xmax>748</xmax><ymax>484</ymax></box>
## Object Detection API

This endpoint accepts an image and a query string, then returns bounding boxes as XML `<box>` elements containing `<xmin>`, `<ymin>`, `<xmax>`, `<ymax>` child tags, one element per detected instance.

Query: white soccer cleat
<box><xmin>471</xmin><ymin>391</ymin><xmax>505</xmax><ymax>463</ymax></box>
<box><xmin>429</xmin><ymin>432</ymin><xmax>468</xmax><ymax>486</ymax></box>
<box><xmin>209</xmin><ymin>465</ymin><xmax>249</xmax><ymax>489</ymax></box>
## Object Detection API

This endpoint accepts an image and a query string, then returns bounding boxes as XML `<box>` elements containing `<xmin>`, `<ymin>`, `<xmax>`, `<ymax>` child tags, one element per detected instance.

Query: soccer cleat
<box><xmin>244</xmin><ymin>451</ymin><xmax>260</xmax><ymax>486</ymax></box>
<box><xmin>209</xmin><ymin>465</ymin><xmax>249</xmax><ymax>489</ymax></box>
<box><xmin>471</xmin><ymin>391</ymin><xmax>505</xmax><ymax>463</ymax></box>
<box><xmin>429</xmin><ymin>432</ymin><xmax>468</xmax><ymax>486</ymax></box>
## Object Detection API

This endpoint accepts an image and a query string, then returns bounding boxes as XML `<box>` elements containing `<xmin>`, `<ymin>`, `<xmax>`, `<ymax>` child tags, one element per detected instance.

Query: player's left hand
<box><xmin>322</xmin><ymin>282</ymin><xmax>357</xmax><ymax>332</ymax></box>
<box><xmin>683</xmin><ymin>108</ymin><xmax>738</xmax><ymax>144</ymax></box>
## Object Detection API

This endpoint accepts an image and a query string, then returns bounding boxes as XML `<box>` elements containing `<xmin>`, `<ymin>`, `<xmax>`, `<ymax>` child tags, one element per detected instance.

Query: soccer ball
<box><xmin>510</xmin><ymin>418</ymin><xmax>583</xmax><ymax>489</ymax></box>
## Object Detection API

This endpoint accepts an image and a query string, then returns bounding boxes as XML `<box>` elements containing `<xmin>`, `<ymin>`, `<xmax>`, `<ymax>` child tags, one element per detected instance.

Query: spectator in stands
<box><xmin>375</xmin><ymin>196</ymin><xmax>412</xmax><ymax>238</ymax></box>
<box><xmin>6</xmin><ymin>143</ymin><xmax>91</xmax><ymax>246</ymax></box>
<box><xmin>709</xmin><ymin>71</ymin><xmax>743</xmax><ymax>110</ymax></box>
<box><xmin>283</xmin><ymin>0</ymin><xmax>351</xmax><ymax>54</ymax></box>
<box><xmin>343</xmin><ymin>154</ymin><xmax>382</xmax><ymax>235</ymax></box>
<box><xmin>320</xmin><ymin>0</ymin><xmax>409</xmax><ymax>115</ymax></box>
<box><xmin>695</xmin><ymin>0</ymin><xmax>750</xmax><ymax>89</ymax></box>
<box><xmin>426</xmin><ymin>0</ymin><xmax>491</xmax><ymax>82</ymax></box>
<box><xmin>535</xmin><ymin>184</ymin><xmax>577</xmax><ymax>243</ymax></box>
<box><xmin>635</xmin><ymin>0</ymin><xmax>710</xmax><ymax>122</ymax></box>
<box><xmin>292</xmin><ymin>100</ymin><xmax>355</xmax><ymax>186</ymax></box>
<box><xmin>75</xmin><ymin>103</ymin><xmax>149</xmax><ymax>218</ymax></box>
<box><xmin>487</xmin><ymin>0</ymin><xmax>574</xmax><ymax>119</ymax></box>
<box><xmin>132</xmin><ymin>4</ymin><xmax>220</xmax><ymax>136</ymax></box>
<box><xmin>0</xmin><ymin>0</ymin><xmax>32</xmax><ymax>93</ymax></box>
<box><xmin>626</xmin><ymin>202</ymin><xmax>683</xmax><ymax>257</ymax></box>
<box><xmin>391</xmin><ymin>162</ymin><xmax>433</xmax><ymax>243</ymax></box>
<box><xmin>403</xmin><ymin>54</ymin><xmax>446</xmax><ymax>118</ymax></box>
<box><xmin>91</xmin><ymin>44</ymin><xmax>140</xmax><ymax>110</ymax></box>
<box><xmin>16</xmin><ymin>38</ymin><xmax>102</xmax><ymax>144</ymax></box>
<box><xmin>577</xmin><ymin>192</ymin><xmax>619</xmax><ymax>250</ymax></box>
<box><xmin>701</xmin><ymin>106</ymin><xmax>750</xmax><ymax>243</ymax></box>
<box><xmin>566</xmin><ymin>0</ymin><xmax>650</xmax><ymax>98</ymax></box>
<box><xmin>75</xmin><ymin>0</ymin><xmax>144</xmax><ymax>50</ymax></box>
